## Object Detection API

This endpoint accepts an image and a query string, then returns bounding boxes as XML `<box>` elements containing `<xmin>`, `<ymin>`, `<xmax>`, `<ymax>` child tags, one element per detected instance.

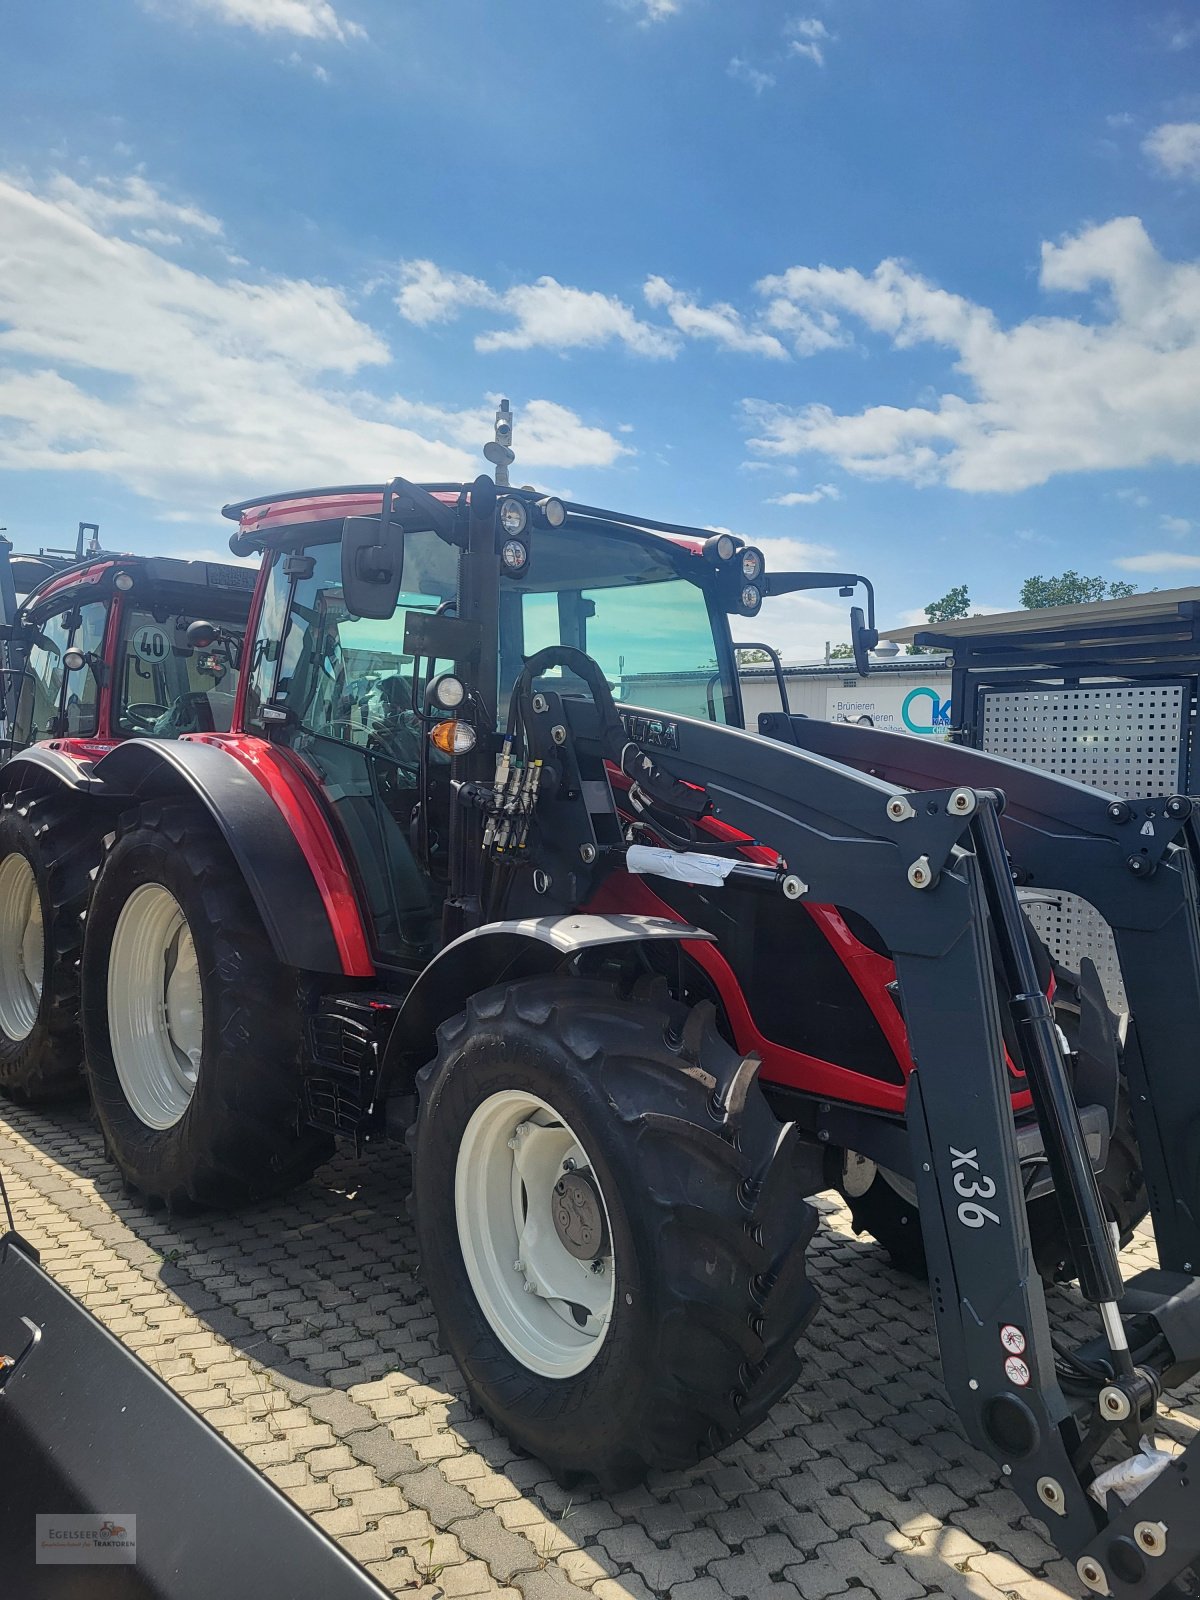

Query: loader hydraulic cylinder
<box><xmin>971</xmin><ymin>798</ymin><xmax>1130</xmax><ymax>1339</ymax></box>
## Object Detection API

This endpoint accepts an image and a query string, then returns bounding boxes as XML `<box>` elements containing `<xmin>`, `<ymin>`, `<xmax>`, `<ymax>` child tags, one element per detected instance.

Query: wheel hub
<box><xmin>552</xmin><ymin>1168</ymin><xmax>607</xmax><ymax>1260</ymax></box>
<box><xmin>108</xmin><ymin>882</ymin><xmax>204</xmax><ymax>1130</ymax></box>
<box><xmin>0</xmin><ymin>853</ymin><xmax>43</xmax><ymax>1042</ymax></box>
<box><xmin>454</xmin><ymin>1092</ymin><xmax>616</xmax><ymax>1379</ymax></box>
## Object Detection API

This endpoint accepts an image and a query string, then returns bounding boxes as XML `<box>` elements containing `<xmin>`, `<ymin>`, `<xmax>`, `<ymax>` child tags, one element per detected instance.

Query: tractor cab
<box><xmin>224</xmin><ymin>475</ymin><xmax>873</xmax><ymax>970</ymax></box>
<box><xmin>0</xmin><ymin>553</ymin><xmax>253</xmax><ymax>759</ymax></box>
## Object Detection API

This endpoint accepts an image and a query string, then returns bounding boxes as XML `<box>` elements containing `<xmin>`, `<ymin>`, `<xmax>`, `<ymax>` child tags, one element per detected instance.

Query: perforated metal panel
<box><xmin>981</xmin><ymin>683</ymin><xmax>1187</xmax><ymax>1014</ymax></box>
<box><xmin>980</xmin><ymin>683</ymin><xmax>1185</xmax><ymax>799</ymax></box>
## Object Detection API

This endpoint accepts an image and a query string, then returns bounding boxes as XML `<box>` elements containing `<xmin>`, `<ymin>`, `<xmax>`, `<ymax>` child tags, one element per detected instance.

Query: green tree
<box><xmin>1020</xmin><ymin>571</ymin><xmax>1138</xmax><ymax>608</ymax></box>
<box><xmin>907</xmin><ymin>584</ymin><xmax>971</xmax><ymax>654</ymax></box>
<box><xmin>828</xmin><ymin>642</ymin><xmax>854</xmax><ymax>659</ymax></box>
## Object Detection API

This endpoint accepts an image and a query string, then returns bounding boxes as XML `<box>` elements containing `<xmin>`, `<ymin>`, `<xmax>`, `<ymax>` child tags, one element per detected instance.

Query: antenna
<box><xmin>482</xmin><ymin>398</ymin><xmax>515</xmax><ymax>487</ymax></box>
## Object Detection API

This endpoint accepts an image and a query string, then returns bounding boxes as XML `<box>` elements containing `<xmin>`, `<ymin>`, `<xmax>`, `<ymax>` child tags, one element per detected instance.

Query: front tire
<box><xmin>81</xmin><ymin>800</ymin><xmax>328</xmax><ymax>1208</ymax></box>
<box><xmin>0</xmin><ymin>786</ymin><xmax>97</xmax><ymax>1102</ymax></box>
<box><xmin>409</xmin><ymin>979</ymin><xmax>820</xmax><ymax>1491</ymax></box>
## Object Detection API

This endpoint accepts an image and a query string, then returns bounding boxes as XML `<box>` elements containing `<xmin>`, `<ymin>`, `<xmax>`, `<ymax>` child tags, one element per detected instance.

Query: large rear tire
<box><xmin>409</xmin><ymin>979</ymin><xmax>820</xmax><ymax>1492</ymax></box>
<box><xmin>0</xmin><ymin>786</ymin><xmax>97</xmax><ymax>1102</ymax></box>
<box><xmin>81</xmin><ymin>800</ymin><xmax>328</xmax><ymax>1208</ymax></box>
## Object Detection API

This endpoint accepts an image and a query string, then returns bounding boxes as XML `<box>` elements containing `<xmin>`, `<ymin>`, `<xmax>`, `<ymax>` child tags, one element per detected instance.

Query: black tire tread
<box><xmin>81</xmin><ymin>799</ymin><xmax>328</xmax><ymax>1210</ymax></box>
<box><xmin>0</xmin><ymin>784</ymin><xmax>103</xmax><ymax>1102</ymax></box>
<box><xmin>409</xmin><ymin>979</ymin><xmax>820</xmax><ymax>1491</ymax></box>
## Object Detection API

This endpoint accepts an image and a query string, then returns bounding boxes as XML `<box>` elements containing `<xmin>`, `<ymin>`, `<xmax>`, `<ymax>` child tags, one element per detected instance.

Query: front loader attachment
<box><xmin>0</xmin><ymin>1231</ymin><xmax>390</xmax><ymax>1600</ymax></box>
<box><xmin>533</xmin><ymin>695</ymin><xmax>1200</xmax><ymax>1598</ymax></box>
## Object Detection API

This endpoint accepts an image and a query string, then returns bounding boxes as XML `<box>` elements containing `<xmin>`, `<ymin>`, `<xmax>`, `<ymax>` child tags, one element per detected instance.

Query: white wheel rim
<box><xmin>0</xmin><ymin>853</ymin><xmax>43</xmax><ymax>1041</ymax></box>
<box><xmin>108</xmin><ymin>883</ymin><xmax>203</xmax><ymax>1130</ymax></box>
<box><xmin>455</xmin><ymin>1090</ymin><xmax>616</xmax><ymax>1379</ymax></box>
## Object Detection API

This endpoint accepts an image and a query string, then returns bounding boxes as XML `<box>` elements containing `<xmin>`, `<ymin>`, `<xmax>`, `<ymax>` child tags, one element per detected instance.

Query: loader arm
<box><xmin>766</xmin><ymin>711</ymin><xmax>1200</xmax><ymax>1279</ymax></box>
<box><xmin>516</xmin><ymin>693</ymin><xmax>1200</xmax><ymax>1598</ymax></box>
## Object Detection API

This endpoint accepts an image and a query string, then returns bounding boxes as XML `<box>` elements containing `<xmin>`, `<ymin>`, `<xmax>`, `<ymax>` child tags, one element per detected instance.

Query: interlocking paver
<box><xmin>6</xmin><ymin>1098</ymin><xmax>1197</xmax><ymax>1600</ymax></box>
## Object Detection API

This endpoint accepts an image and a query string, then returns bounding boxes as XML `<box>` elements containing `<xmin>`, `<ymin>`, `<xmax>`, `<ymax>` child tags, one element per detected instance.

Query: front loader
<box><xmin>5</xmin><ymin>407</ymin><xmax>1200</xmax><ymax>1596</ymax></box>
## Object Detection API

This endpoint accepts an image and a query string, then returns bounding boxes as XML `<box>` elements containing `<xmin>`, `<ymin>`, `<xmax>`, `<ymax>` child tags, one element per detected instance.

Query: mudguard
<box><xmin>0</xmin><ymin>746</ymin><xmax>97</xmax><ymax>794</ymax></box>
<box><xmin>0</xmin><ymin>1232</ymin><xmax>389</xmax><ymax>1600</ymax></box>
<box><xmin>92</xmin><ymin>738</ymin><xmax>361</xmax><ymax>976</ymax></box>
<box><xmin>387</xmin><ymin>913</ymin><xmax>713</xmax><ymax>1084</ymax></box>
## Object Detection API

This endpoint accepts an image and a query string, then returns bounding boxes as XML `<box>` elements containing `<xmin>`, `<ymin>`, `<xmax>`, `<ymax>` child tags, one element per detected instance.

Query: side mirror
<box><xmin>341</xmin><ymin>515</ymin><xmax>404</xmax><ymax>621</ymax></box>
<box><xmin>850</xmin><ymin>606</ymin><xmax>879</xmax><ymax>677</ymax></box>
<box><xmin>186</xmin><ymin>620</ymin><xmax>217</xmax><ymax>650</ymax></box>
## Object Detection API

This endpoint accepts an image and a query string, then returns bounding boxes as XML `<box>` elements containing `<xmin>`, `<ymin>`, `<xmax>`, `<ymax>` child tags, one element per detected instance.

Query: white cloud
<box><xmin>728</xmin><ymin>57</ymin><xmax>776</xmax><ymax>94</ymax></box>
<box><xmin>480</xmin><ymin>278</ymin><xmax>676</xmax><ymax>357</ymax></box>
<box><xmin>767</xmin><ymin>484</ymin><xmax>841</xmax><ymax>505</ymax></box>
<box><xmin>0</xmin><ymin>173</ymin><xmax>627</xmax><ymax>510</ymax></box>
<box><xmin>613</xmin><ymin>0</ymin><xmax>686</xmax><ymax>22</ymax></box>
<box><xmin>386</xmin><ymin>396</ymin><xmax>629</xmax><ymax>472</ymax></box>
<box><xmin>1114</xmin><ymin>551</ymin><xmax>1200</xmax><ymax>573</ymax></box>
<box><xmin>47</xmin><ymin>173</ymin><xmax>223</xmax><ymax>239</ymax></box>
<box><xmin>144</xmin><ymin>0</ymin><xmax>364</xmax><ymax>41</ymax></box>
<box><xmin>283</xmin><ymin>49</ymin><xmax>331</xmax><ymax>80</ymax></box>
<box><xmin>1144</xmin><ymin>122</ymin><xmax>1200</xmax><ymax>181</ymax></box>
<box><xmin>1162</xmin><ymin>514</ymin><xmax>1193</xmax><ymax>535</ymax></box>
<box><xmin>395</xmin><ymin>259</ymin><xmax>498</xmax><ymax>326</ymax></box>
<box><xmin>1116</xmin><ymin>486</ymin><xmax>1151</xmax><ymax>507</ymax></box>
<box><xmin>644</xmin><ymin>276</ymin><xmax>787</xmax><ymax>357</ymax></box>
<box><xmin>743</xmin><ymin>217</ymin><xmax>1200</xmax><ymax>492</ymax></box>
<box><xmin>786</xmin><ymin>16</ymin><xmax>830</xmax><ymax>66</ymax></box>
<box><xmin>396</xmin><ymin>260</ymin><xmax>677</xmax><ymax>358</ymax></box>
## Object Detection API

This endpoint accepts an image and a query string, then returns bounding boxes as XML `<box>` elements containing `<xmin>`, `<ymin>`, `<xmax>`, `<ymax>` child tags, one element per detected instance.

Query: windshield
<box><xmin>500</xmin><ymin>527</ymin><xmax>736</xmax><ymax>724</ymax></box>
<box><xmin>116</xmin><ymin>603</ymin><xmax>247</xmax><ymax>736</ymax></box>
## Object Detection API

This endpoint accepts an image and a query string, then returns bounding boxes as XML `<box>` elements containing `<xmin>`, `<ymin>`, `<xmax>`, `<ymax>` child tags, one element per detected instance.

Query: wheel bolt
<box><xmin>522</xmin><ymin>1280</ymin><xmax>536</xmax><ymax>1294</ymax></box>
<box><xmin>513</xmin><ymin>1260</ymin><xmax>524</xmax><ymax>1273</ymax></box>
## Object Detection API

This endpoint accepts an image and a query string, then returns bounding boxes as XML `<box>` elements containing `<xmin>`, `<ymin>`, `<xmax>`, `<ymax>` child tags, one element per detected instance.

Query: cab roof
<box><xmin>221</xmin><ymin>483</ymin><xmax>715</xmax><ymax>560</ymax></box>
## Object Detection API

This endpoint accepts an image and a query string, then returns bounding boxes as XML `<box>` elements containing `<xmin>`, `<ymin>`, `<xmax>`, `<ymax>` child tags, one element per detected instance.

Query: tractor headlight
<box><xmin>501</xmin><ymin>538</ymin><xmax>530</xmax><ymax>573</ymax></box>
<box><xmin>114</xmin><ymin>571</ymin><xmax>134</xmax><ymax>592</ymax></box>
<box><xmin>431</xmin><ymin>674</ymin><xmax>466</xmax><ymax>710</ymax></box>
<box><xmin>499</xmin><ymin>497</ymin><xmax>529</xmax><ymax>537</ymax></box>
<box><xmin>537</xmin><ymin>496</ymin><xmax>567</xmax><ymax>528</ymax></box>
<box><xmin>740</xmin><ymin>583</ymin><xmax>763</xmax><ymax>616</ymax></box>
<box><xmin>740</xmin><ymin>546</ymin><xmax>764</xmax><ymax>583</ymax></box>
<box><xmin>704</xmin><ymin>533</ymin><xmax>738</xmax><ymax>565</ymax></box>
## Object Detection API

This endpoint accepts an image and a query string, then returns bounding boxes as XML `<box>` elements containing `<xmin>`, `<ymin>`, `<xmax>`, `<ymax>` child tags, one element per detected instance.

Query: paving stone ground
<box><xmin>2</xmin><ymin>1098</ymin><xmax>1197</xmax><ymax>1600</ymax></box>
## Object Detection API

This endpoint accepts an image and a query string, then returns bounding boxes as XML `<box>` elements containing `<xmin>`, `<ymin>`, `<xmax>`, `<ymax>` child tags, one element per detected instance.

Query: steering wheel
<box><xmin>125</xmin><ymin>704</ymin><xmax>169</xmax><ymax>730</ymax></box>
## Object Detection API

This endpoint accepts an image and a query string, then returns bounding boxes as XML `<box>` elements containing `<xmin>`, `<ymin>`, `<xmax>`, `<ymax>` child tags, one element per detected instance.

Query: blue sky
<box><xmin>1</xmin><ymin>0</ymin><xmax>1198</xmax><ymax>657</ymax></box>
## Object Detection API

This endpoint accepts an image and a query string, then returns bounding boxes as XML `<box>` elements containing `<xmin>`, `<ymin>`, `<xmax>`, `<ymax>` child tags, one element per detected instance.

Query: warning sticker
<box><xmin>1000</xmin><ymin>1324</ymin><xmax>1026</xmax><ymax>1355</ymax></box>
<box><xmin>1005</xmin><ymin>1355</ymin><xmax>1031</xmax><ymax>1387</ymax></box>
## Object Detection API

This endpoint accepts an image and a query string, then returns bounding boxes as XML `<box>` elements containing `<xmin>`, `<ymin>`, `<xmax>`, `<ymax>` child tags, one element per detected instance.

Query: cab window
<box><xmin>115</xmin><ymin>609</ymin><xmax>244</xmax><ymax>736</ymax></box>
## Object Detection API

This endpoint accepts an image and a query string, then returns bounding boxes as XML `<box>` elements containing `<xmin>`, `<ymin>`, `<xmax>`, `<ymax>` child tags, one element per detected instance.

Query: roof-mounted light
<box><xmin>704</xmin><ymin>532</ymin><xmax>738</xmax><ymax>565</ymax></box>
<box><xmin>114</xmin><ymin>571</ymin><xmax>135</xmax><ymax>592</ymax></box>
<box><xmin>499</xmin><ymin>496</ymin><xmax>528</xmax><ymax>537</ymax></box>
<box><xmin>740</xmin><ymin>547</ymin><xmax>764</xmax><ymax>583</ymax></box>
<box><xmin>501</xmin><ymin>538</ymin><xmax>530</xmax><ymax>573</ymax></box>
<box><xmin>739</xmin><ymin>584</ymin><xmax>763</xmax><ymax>617</ymax></box>
<box><xmin>537</xmin><ymin>496</ymin><xmax>566</xmax><ymax>528</ymax></box>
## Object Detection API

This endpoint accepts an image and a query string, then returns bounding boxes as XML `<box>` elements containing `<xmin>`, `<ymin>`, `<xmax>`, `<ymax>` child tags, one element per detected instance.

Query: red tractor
<box><xmin>0</xmin><ymin>546</ymin><xmax>252</xmax><ymax>1098</ymax></box>
<box><xmin>5</xmin><ymin>413</ymin><xmax>1200</xmax><ymax>1598</ymax></box>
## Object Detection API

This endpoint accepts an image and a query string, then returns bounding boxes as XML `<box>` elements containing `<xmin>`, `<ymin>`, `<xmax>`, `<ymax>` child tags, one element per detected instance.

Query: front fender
<box><xmin>386</xmin><ymin>913</ymin><xmax>713</xmax><ymax>1090</ymax></box>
